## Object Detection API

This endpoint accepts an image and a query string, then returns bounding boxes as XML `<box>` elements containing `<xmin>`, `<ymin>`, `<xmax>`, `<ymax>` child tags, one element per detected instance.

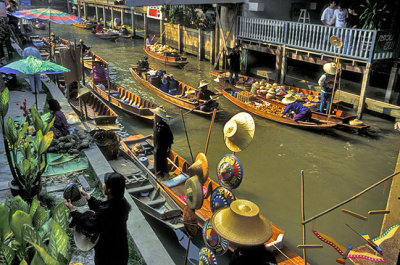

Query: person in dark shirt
<box><xmin>227</xmin><ymin>45</ymin><xmax>241</xmax><ymax>85</ymax></box>
<box><xmin>282</xmin><ymin>101</ymin><xmax>311</xmax><ymax>122</ymax></box>
<box><xmin>65</xmin><ymin>172</ymin><xmax>131</xmax><ymax>265</ymax></box>
<box><xmin>48</xmin><ymin>98</ymin><xmax>70</xmax><ymax>137</ymax></box>
<box><xmin>230</xmin><ymin>245</ymin><xmax>277</xmax><ymax>265</ymax></box>
<box><xmin>151</xmin><ymin>107</ymin><xmax>173</xmax><ymax>179</ymax></box>
<box><xmin>77</xmin><ymin>39</ymin><xmax>90</xmax><ymax>55</ymax></box>
<box><xmin>343</xmin><ymin>5</ymin><xmax>358</xmax><ymax>54</ymax></box>
<box><xmin>197</xmin><ymin>80</ymin><xmax>219</xmax><ymax>112</ymax></box>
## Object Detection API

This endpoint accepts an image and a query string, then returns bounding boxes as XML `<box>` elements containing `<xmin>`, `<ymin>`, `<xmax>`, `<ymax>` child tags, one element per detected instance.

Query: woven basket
<box><xmin>92</xmin><ymin>130</ymin><xmax>119</xmax><ymax>160</ymax></box>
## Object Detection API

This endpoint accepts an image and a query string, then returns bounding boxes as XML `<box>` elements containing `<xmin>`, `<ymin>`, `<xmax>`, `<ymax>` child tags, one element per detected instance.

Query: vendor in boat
<box><xmin>91</xmin><ymin>58</ymin><xmax>108</xmax><ymax>86</ymax></box>
<box><xmin>196</xmin><ymin>80</ymin><xmax>219</xmax><ymax>112</ymax></box>
<box><xmin>318</xmin><ymin>62</ymin><xmax>338</xmax><ymax>114</ymax></box>
<box><xmin>145</xmin><ymin>35</ymin><xmax>151</xmax><ymax>46</ymax></box>
<box><xmin>94</xmin><ymin>23</ymin><xmax>104</xmax><ymax>33</ymax></box>
<box><xmin>65</xmin><ymin>172</ymin><xmax>131</xmax><ymax>265</ymax></box>
<box><xmin>120</xmin><ymin>25</ymin><xmax>129</xmax><ymax>36</ymax></box>
<box><xmin>281</xmin><ymin>97</ymin><xmax>312</xmax><ymax>122</ymax></box>
<box><xmin>138</xmin><ymin>56</ymin><xmax>149</xmax><ymax>70</ymax></box>
<box><xmin>49</xmin><ymin>32</ymin><xmax>60</xmax><ymax>44</ymax></box>
<box><xmin>151</xmin><ymin>107</ymin><xmax>173</xmax><ymax>179</ymax></box>
<box><xmin>77</xmin><ymin>39</ymin><xmax>90</xmax><ymax>55</ymax></box>
<box><xmin>48</xmin><ymin>98</ymin><xmax>70</xmax><ymax>137</ymax></box>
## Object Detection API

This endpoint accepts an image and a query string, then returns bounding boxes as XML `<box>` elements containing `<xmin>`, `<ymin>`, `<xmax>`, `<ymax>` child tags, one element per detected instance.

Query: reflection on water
<box><xmin>48</xmin><ymin>24</ymin><xmax>400</xmax><ymax>264</ymax></box>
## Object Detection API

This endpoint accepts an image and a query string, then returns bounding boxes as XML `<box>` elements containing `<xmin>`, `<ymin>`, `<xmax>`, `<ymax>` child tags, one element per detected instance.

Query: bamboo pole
<box><xmin>180</xmin><ymin>109</ymin><xmax>194</xmax><ymax>163</ymax></box>
<box><xmin>107</xmin><ymin>64</ymin><xmax>111</xmax><ymax>104</ymax></box>
<box><xmin>303</xmin><ymin>171</ymin><xmax>400</xmax><ymax>225</ymax></box>
<box><xmin>327</xmin><ymin>38</ymin><xmax>342</xmax><ymax>119</ymax></box>
<box><xmin>204</xmin><ymin>109</ymin><xmax>217</xmax><ymax>155</ymax></box>
<box><xmin>300</xmin><ymin>170</ymin><xmax>307</xmax><ymax>264</ymax></box>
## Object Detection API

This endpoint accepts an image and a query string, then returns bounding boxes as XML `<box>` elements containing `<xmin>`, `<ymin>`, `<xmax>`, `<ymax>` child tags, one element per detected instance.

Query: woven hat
<box><xmin>150</xmin><ymin>107</ymin><xmax>167</xmax><ymax>120</ymax></box>
<box><xmin>211</xmin><ymin>199</ymin><xmax>272</xmax><ymax>246</ymax></box>
<box><xmin>184</xmin><ymin>176</ymin><xmax>203</xmax><ymax>210</ymax></box>
<box><xmin>199</xmin><ymin>247</ymin><xmax>218</xmax><ymax>265</ymax></box>
<box><xmin>349</xmin><ymin>119</ymin><xmax>363</xmax><ymax>126</ymax></box>
<box><xmin>202</xmin><ymin>219</ymin><xmax>229</xmax><ymax>255</ymax></box>
<box><xmin>187</xmin><ymin>152</ymin><xmax>209</xmax><ymax>184</ymax></box>
<box><xmin>74</xmin><ymin>211</ymin><xmax>100</xmax><ymax>251</ymax></box>
<box><xmin>282</xmin><ymin>94</ymin><xmax>297</xmax><ymax>104</ymax></box>
<box><xmin>223</xmin><ymin>112</ymin><xmax>255</xmax><ymax>153</ymax></box>
<box><xmin>217</xmin><ymin>154</ymin><xmax>243</xmax><ymax>190</ymax></box>
<box><xmin>199</xmin><ymin>80</ymin><xmax>209</xmax><ymax>89</ymax></box>
<box><xmin>210</xmin><ymin>186</ymin><xmax>236</xmax><ymax>213</ymax></box>
<box><xmin>323</xmin><ymin>62</ymin><xmax>339</xmax><ymax>75</ymax></box>
<box><xmin>63</xmin><ymin>183</ymin><xmax>86</xmax><ymax>207</ymax></box>
<box><xmin>267</xmin><ymin>88</ymin><xmax>275</xmax><ymax>94</ymax></box>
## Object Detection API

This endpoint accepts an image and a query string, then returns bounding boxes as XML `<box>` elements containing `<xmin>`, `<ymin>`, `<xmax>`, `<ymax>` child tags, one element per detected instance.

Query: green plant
<box><xmin>0</xmin><ymin>88</ymin><xmax>54</xmax><ymax>202</ymax></box>
<box><xmin>360</xmin><ymin>0</ymin><xmax>390</xmax><ymax>29</ymax></box>
<box><xmin>0</xmin><ymin>196</ymin><xmax>70</xmax><ymax>265</ymax></box>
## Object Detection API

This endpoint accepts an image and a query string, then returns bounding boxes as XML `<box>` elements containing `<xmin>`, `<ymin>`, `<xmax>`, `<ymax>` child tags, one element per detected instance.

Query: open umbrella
<box><xmin>0</xmin><ymin>56</ymin><xmax>69</xmax><ymax>107</ymax></box>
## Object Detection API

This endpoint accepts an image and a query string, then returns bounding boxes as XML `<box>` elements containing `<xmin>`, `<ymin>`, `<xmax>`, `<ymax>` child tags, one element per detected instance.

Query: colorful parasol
<box><xmin>202</xmin><ymin>219</ymin><xmax>228</xmax><ymax>256</ymax></box>
<box><xmin>199</xmin><ymin>247</ymin><xmax>218</xmax><ymax>265</ymax></box>
<box><xmin>210</xmin><ymin>187</ymin><xmax>235</xmax><ymax>213</ymax></box>
<box><xmin>216</xmin><ymin>154</ymin><xmax>243</xmax><ymax>189</ymax></box>
<box><xmin>12</xmin><ymin>8</ymin><xmax>84</xmax><ymax>24</ymax></box>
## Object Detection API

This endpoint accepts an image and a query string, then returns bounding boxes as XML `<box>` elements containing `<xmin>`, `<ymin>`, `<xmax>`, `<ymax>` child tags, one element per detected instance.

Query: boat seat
<box><xmin>146</xmin><ymin>198</ymin><xmax>166</xmax><ymax>207</ymax></box>
<box><xmin>110</xmin><ymin>93</ymin><xmax>120</xmax><ymax>98</ymax></box>
<box><xmin>127</xmin><ymin>184</ymin><xmax>154</xmax><ymax>194</ymax></box>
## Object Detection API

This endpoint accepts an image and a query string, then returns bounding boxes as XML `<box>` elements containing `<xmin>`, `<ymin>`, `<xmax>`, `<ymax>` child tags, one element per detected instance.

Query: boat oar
<box><xmin>180</xmin><ymin>94</ymin><xmax>222</xmax><ymax>117</ymax></box>
<box><xmin>180</xmin><ymin>109</ymin><xmax>194</xmax><ymax>163</ymax></box>
<box><xmin>204</xmin><ymin>109</ymin><xmax>217</xmax><ymax>155</ymax></box>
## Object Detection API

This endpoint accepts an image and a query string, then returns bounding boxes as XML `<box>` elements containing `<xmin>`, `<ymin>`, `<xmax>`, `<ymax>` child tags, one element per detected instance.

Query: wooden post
<box><xmin>275</xmin><ymin>46</ymin><xmax>282</xmax><ymax>82</ymax></box>
<box><xmin>102</xmin><ymin>6</ymin><xmax>106</xmax><ymax>26</ymax></box>
<box><xmin>241</xmin><ymin>48</ymin><xmax>248</xmax><ymax>74</ymax></box>
<box><xmin>160</xmin><ymin>19</ymin><xmax>165</xmax><ymax>45</ymax></box>
<box><xmin>77</xmin><ymin>3</ymin><xmax>81</xmax><ymax>18</ymax></box>
<box><xmin>384</xmin><ymin>62</ymin><xmax>399</xmax><ymax>103</ymax></box>
<box><xmin>130</xmin><ymin>9</ymin><xmax>135</xmax><ymax>36</ymax></box>
<box><xmin>214</xmin><ymin>11</ymin><xmax>220</xmax><ymax>70</ymax></box>
<box><xmin>280</xmin><ymin>46</ymin><xmax>287</xmax><ymax>84</ymax></box>
<box><xmin>178</xmin><ymin>24</ymin><xmax>182</xmax><ymax>53</ymax></box>
<box><xmin>198</xmin><ymin>28</ymin><xmax>203</xmax><ymax>61</ymax></box>
<box><xmin>95</xmin><ymin>6</ymin><xmax>99</xmax><ymax>23</ymax></box>
<box><xmin>83</xmin><ymin>3</ymin><xmax>87</xmax><ymax>20</ymax></box>
<box><xmin>144</xmin><ymin>15</ymin><xmax>148</xmax><ymax>45</ymax></box>
<box><xmin>111</xmin><ymin>7</ymin><xmax>114</xmax><ymax>29</ymax></box>
<box><xmin>210</xmin><ymin>31</ymin><xmax>214</xmax><ymax>65</ymax></box>
<box><xmin>121</xmin><ymin>8</ymin><xmax>124</xmax><ymax>26</ymax></box>
<box><xmin>356</xmin><ymin>62</ymin><xmax>372</xmax><ymax>119</ymax></box>
<box><xmin>300</xmin><ymin>170</ymin><xmax>307</xmax><ymax>265</ymax></box>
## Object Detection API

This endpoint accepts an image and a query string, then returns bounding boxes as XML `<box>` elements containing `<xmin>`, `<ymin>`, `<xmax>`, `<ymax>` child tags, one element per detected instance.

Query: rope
<box><xmin>271</xmin><ymin>244</ymin><xmax>298</xmax><ymax>265</ymax></box>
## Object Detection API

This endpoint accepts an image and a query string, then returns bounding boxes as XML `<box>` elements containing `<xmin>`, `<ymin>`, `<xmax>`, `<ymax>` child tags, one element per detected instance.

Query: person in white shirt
<box><xmin>330</xmin><ymin>2</ymin><xmax>347</xmax><ymax>28</ymax></box>
<box><xmin>321</xmin><ymin>0</ymin><xmax>336</xmax><ymax>26</ymax></box>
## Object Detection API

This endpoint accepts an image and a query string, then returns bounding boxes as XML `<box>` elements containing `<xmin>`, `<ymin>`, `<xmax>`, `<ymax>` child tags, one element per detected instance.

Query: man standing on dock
<box><xmin>227</xmin><ymin>45</ymin><xmax>241</xmax><ymax>85</ymax></box>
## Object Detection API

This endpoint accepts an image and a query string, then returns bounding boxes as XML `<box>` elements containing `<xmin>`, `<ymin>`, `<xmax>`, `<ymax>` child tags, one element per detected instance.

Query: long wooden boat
<box><xmin>89</xmin><ymin>79</ymin><xmax>157</xmax><ymax>121</ymax></box>
<box><xmin>109</xmin><ymin>155</ymin><xmax>183</xmax><ymax>230</ymax></box>
<box><xmin>130</xmin><ymin>66</ymin><xmax>221</xmax><ymax>116</ymax></box>
<box><xmin>144</xmin><ymin>48</ymin><xmax>188</xmax><ymax>68</ymax></box>
<box><xmin>73</xmin><ymin>22</ymin><xmax>94</xmax><ymax>29</ymax></box>
<box><xmin>95</xmin><ymin>31</ymin><xmax>119</xmax><ymax>41</ymax></box>
<box><xmin>68</xmin><ymin>85</ymin><xmax>118</xmax><ymax>125</ymax></box>
<box><xmin>212</xmin><ymin>72</ymin><xmax>369</xmax><ymax>132</ymax></box>
<box><xmin>120</xmin><ymin>134</ymin><xmax>306</xmax><ymax>265</ymax></box>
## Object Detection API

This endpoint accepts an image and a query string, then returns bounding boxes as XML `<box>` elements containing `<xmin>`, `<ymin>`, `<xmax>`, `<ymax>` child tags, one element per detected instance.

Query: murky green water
<box><xmin>47</xmin><ymin>24</ymin><xmax>400</xmax><ymax>264</ymax></box>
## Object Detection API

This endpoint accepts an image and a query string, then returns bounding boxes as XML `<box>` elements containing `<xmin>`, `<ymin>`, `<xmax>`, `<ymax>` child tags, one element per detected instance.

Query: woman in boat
<box><xmin>95</xmin><ymin>23</ymin><xmax>104</xmax><ymax>33</ymax></box>
<box><xmin>151</xmin><ymin>107</ymin><xmax>173</xmax><ymax>179</ymax></box>
<box><xmin>281</xmin><ymin>99</ymin><xmax>312</xmax><ymax>122</ymax></box>
<box><xmin>120</xmin><ymin>25</ymin><xmax>129</xmax><ymax>36</ymax></box>
<box><xmin>65</xmin><ymin>172</ymin><xmax>131</xmax><ymax>265</ymax></box>
<box><xmin>196</xmin><ymin>80</ymin><xmax>219</xmax><ymax>112</ymax></box>
<box><xmin>91</xmin><ymin>58</ymin><xmax>108</xmax><ymax>86</ymax></box>
<box><xmin>48</xmin><ymin>98</ymin><xmax>70</xmax><ymax>137</ymax></box>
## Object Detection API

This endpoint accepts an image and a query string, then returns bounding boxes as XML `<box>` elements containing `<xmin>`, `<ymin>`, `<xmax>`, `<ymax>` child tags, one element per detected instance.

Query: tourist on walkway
<box><xmin>318</xmin><ymin>62</ymin><xmax>338</xmax><ymax>114</ymax></box>
<box><xmin>227</xmin><ymin>45</ymin><xmax>241</xmax><ymax>85</ymax></box>
<box><xmin>330</xmin><ymin>2</ymin><xmax>347</xmax><ymax>28</ymax></box>
<box><xmin>343</xmin><ymin>5</ymin><xmax>358</xmax><ymax>54</ymax></box>
<box><xmin>65</xmin><ymin>172</ymin><xmax>131</xmax><ymax>265</ymax></box>
<box><xmin>197</xmin><ymin>80</ymin><xmax>219</xmax><ymax>112</ymax></box>
<box><xmin>22</xmin><ymin>39</ymin><xmax>42</xmax><ymax>93</ymax></box>
<box><xmin>281</xmin><ymin>101</ymin><xmax>312</xmax><ymax>122</ymax></box>
<box><xmin>151</xmin><ymin>107</ymin><xmax>173</xmax><ymax>179</ymax></box>
<box><xmin>48</xmin><ymin>98</ymin><xmax>70</xmax><ymax>137</ymax></box>
<box><xmin>321</xmin><ymin>1</ymin><xmax>336</xmax><ymax>26</ymax></box>
<box><xmin>91</xmin><ymin>58</ymin><xmax>108</xmax><ymax>86</ymax></box>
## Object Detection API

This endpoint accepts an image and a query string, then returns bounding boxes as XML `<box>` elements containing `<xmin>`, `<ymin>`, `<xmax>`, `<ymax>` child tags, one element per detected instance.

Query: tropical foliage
<box><xmin>0</xmin><ymin>88</ymin><xmax>55</xmax><ymax>201</ymax></box>
<box><xmin>359</xmin><ymin>0</ymin><xmax>390</xmax><ymax>29</ymax></box>
<box><xmin>0</xmin><ymin>196</ymin><xmax>70</xmax><ymax>265</ymax></box>
<box><xmin>161</xmin><ymin>5</ymin><xmax>215</xmax><ymax>31</ymax></box>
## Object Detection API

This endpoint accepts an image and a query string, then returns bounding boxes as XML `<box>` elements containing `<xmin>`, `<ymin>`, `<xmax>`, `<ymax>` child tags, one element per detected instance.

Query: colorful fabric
<box><xmin>12</xmin><ymin>8</ymin><xmax>84</xmax><ymax>24</ymax></box>
<box><xmin>0</xmin><ymin>56</ymin><xmax>69</xmax><ymax>75</ymax></box>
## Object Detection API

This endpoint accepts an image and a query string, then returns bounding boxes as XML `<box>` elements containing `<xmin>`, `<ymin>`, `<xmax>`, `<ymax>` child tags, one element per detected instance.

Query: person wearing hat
<box><xmin>77</xmin><ymin>39</ymin><xmax>90</xmax><ymax>55</ymax></box>
<box><xmin>151</xmin><ymin>107</ymin><xmax>173</xmax><ymax>179</ymax></box>
<box><xmin>48</xmin><ymin>98</ymin><xmax>70</xmax><ymax>137</ymax></box>
<box><xmin>318</xmin><ymin>62</ymin><xmax>338</xmax><ymax>114</ymax></box>
<box><xmin>227</xmin><ymin>45</ymin><xmax>241</xmax><ymax>85</ymax></box>
<box><xmin>91</xmin><ymin>58</ymin><xmax>108</xmax><ymax>86</ymax></box>
<box><xmin>138</xmin><ymin>56</ymin><xmax>149</xmax><ymax>70</ymax></box>
<box><xmin>65</xmin><ymin>172</ymin><xmax>131</xmax><ymax>265</ymax></box>
<box><xmin>196</xmin><ymin>80</ymin><xmax>219</xmax><ymax>112</ymax></box>
<box><xmin>120</xmin><ymin>25</ymin><xmax>129</xmax><ymax>35</ymax></box>
<box><xmin>281</xmin><ymin>100</ymin><xmax>312</xmax><ymax>122</ymax></box>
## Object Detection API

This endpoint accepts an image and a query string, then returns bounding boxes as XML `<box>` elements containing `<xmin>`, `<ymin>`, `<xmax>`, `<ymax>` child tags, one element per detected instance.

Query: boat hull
<box><xmin>144</xmin><ymin>48</ymin><xmax>188</xmax><ymax>68</ymax></box>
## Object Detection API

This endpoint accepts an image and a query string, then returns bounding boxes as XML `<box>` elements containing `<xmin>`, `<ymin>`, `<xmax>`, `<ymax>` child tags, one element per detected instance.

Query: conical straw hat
<box><xmin>223</xmin><ymin>112</ymin><xmax>255</xmax><ymax>153</ymax></box>
<box><xmin>211</xmin><ymin>199</ymin><xmax>272</xmax><ymax>246</ymax></box>
<box><xmin>150</xmin><ymin>107</ymin><xmax>167</xmax><ymax>120</ymax></box>
<box><xmin>323</xmin><ymin>62</ymin><xmax>339</xmax><ymax>75</ymax></box>
<box><xmin>281</xmin><ymin>94</ymin><xmax>297</xmax><ymax>104</ymax></box>
<box><xmin>187</xmin><ymin>152</ymin><xmax>209</xmax><ymax>184</ymax></box>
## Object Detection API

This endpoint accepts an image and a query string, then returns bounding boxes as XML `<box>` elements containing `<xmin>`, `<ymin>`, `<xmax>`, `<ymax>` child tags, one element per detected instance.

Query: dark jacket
<box><xmin>71</xmin><ymin>196</ymin><xmax>130</xmax><ymax>265</ymax></box>
<box><xmin>228</xmin><ymin>50</ymin><xmax>241</xmax><ymax>73</ymax></box>
<box><xmin>229</xmin><ymin>245</ymin><xmax>277</xmax><ymax>265</ymax></box>
<box><xmin>153</xmin><ymin>120</ymin><xmax>173</xmax><ymax>151</ymax></box>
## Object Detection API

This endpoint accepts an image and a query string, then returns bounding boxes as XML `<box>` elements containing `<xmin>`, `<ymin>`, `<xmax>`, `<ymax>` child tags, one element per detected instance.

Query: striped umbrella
<box><xmin>12</xmin><ymin>8</ymin><xmax>84</xmax><ymax>24</ymax></box>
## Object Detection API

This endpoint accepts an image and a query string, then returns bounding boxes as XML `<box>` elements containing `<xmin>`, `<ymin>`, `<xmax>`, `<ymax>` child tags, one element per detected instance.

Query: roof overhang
<box><xmin>125</xmin><ymin>0</ymin><xmax>244</xmax><ymax>6</ymax></box>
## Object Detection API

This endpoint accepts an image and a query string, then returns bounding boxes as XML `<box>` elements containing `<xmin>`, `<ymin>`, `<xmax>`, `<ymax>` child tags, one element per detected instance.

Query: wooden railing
<box><xmin>237</xmin><ymin>16</ymin><xmax>399</xmax><ymax>62</ymax></box>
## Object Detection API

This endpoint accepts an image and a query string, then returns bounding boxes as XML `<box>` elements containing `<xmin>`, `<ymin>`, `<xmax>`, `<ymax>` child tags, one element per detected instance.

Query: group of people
<box><xmin>321</xmin><ymin>1</ymin><xmax>359</xmax><ymax>29</ymax></box>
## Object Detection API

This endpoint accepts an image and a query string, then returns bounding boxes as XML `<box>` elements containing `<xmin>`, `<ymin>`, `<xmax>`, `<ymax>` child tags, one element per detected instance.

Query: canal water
<box><xmin>48</xmin><ymin>25</ymin><xmax>399</xmax><ymax>264</ymax></box>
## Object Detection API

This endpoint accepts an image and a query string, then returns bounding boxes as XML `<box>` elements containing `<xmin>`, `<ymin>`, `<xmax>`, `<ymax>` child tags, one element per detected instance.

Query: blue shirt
<box><xmin>22</xmin><ymin>46</ymin><xmax>42</xmax><ymax>60</ymax></box>
<box><xmin>282</xmin><ymin>102</ymin><xmax>309</xmax><ymax>115</ymax></box>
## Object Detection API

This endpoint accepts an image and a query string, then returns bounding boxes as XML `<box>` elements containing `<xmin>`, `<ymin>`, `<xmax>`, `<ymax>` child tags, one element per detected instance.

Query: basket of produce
<box><xmin>91</xmin><ymin>130</ymin><xmax>119</xmax><ymax>160</ymax></box>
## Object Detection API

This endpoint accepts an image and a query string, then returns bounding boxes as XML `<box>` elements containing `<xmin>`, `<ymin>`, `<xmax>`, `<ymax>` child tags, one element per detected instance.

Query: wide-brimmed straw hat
<box><xmin>323</xmin><ymin>62</ymin><xmax>339</xmax><ymax>75</ymax></box>
<box><xmin>63</xmin><ymin>183</ymin><xmax>86</xmax><ymax>207</ymax></box>
<box><xmin>223</xmin><ymin>112</ymin><xmax>255</xmax><ymax>153</ymax></box>
<box><xmin>184</xmin><ymin>176</ymin><xmax>203</xmax><ymax>210</ymax></box>
<box><xmin>199</xmin><ymin>80</ymin><xmax>209</xmax><ymax>89</ymax></box>
<box><xmin>150</xmin><ymin>107</ymin><xmax>167</xmax><ymax>120</ymax></box>
<box><xmin>74</xmin><ymin>211</ymin><xmax>100</xmax><ymax>251</ymax></box>
<box><xmin>187</xmin><ymin>152</ymin><xmax>209</xmax><ymax>184</ymax></box>
<box><xmin>282</xmin><ymin>94</ymin><xmax>297</xmax><ymax>104</ymax></box>
<box><xmin>211</xmin><ymin>199</ymin><xmax>272</xmax><ymax>246</ymax></box>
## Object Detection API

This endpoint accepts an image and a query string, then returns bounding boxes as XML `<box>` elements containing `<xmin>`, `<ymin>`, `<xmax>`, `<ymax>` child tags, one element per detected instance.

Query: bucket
<box><xmin>139</xmin><ymin>156</ymin><xmax>149</xmax><ymax>167</ymax></box>
<box><xmin>92</xmin><ymin>130</ymin><xmax>119</xmax><ymax>160</ymax></box>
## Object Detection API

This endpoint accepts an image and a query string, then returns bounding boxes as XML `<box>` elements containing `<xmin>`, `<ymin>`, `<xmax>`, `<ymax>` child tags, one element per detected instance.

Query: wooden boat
<box><xmin>89</xmin><ymin>79</ymin><xmax>157</xmax><ymax>121</ymax></box>
<box><xmin>144</xmin><ymin>46</ymin><xmax>188</xmax><ymax>68</ymax></box>
<box><xmin>95</xmin><ymin>31</ymin><xmax>119</xmax><ymax>41</ymax></box>
<box><xmin>130</xmin><ymin>66</ymin><xmax>221</xmax><ymax>116</ymax></box>
<box><xmin>120</xmin><ymin>134</ymin><xmax>306</xmax><ymax>265</ymax></box>
<box><xmin>109</xmin><ymin>155</ymin><xmax>183</xmax><ymax>230</ymax></box>
<box><xmin>212</xmin><ymin>72</ymin><xmax>369</xmax><ymax>132</ymax></box>
<box><xmin>32</xmin><ymin>23</ymin><xmax>45</xmax><ymax>30</ymax></box>
<box><xmin>73</xmin><ymin>22</ymin><xmax>94</xmax><ymax>29</ymax></box>
<box><xmin>68</xmin><ymin>85</ymin><xmax>118</xmax><ymax>125</ymax></box>
<box><xmin>83</xmin><ymin>51</ymin><xmax>108</xmax><ymax>70</ymax></box>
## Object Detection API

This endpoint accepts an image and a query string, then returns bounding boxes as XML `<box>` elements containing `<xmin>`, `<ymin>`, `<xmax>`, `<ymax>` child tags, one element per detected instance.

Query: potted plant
<box><xmin>0</xmin><ymin>88</ymin><xmax>54</xmax><ymax>202</ymax></box>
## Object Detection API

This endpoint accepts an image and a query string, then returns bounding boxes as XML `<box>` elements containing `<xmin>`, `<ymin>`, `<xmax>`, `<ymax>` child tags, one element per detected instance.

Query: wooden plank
<box><xmin>342</xmin><ymin>209</ymin><xmax>368</xmax><ymax>221</ymax></box>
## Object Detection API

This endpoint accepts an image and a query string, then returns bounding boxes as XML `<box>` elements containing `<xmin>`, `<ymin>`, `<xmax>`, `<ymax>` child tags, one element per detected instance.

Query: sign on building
<box><xmin>147</xmin><ymin>6</ymin><xmax>162</xmax><ymax>20</ymax></box>
<box><xmin>20</xmin><ymin>0</ymin><xmax>31</xmax><ymax>7</ymax></box>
